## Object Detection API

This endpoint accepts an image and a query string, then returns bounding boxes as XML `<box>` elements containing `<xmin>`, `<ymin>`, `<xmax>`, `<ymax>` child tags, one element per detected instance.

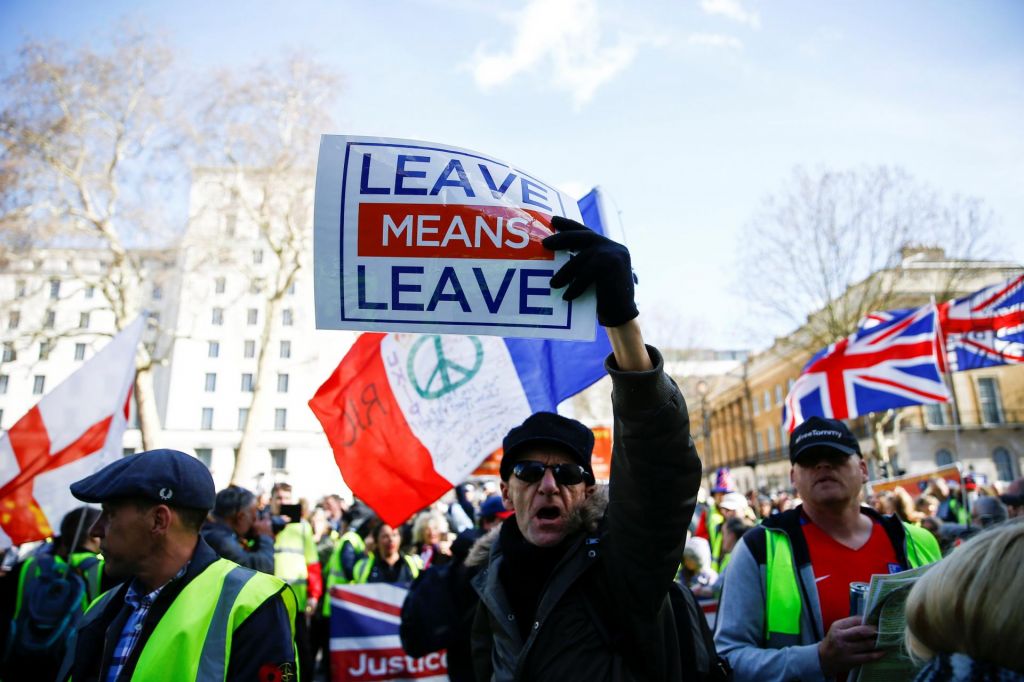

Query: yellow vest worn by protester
<box><xmin>77</xmin><ymin>558</ymin><xmax>296</xmax><ymax>681</ymax></box>
<box><xmin>322</xmin><ymin>530</ymin><xmax>367</xmax><ymax>616</ymax></box>
<box><xmin>352</xmin><ymin>554</ymin><xmax>421</xmax><ymax>584</ymax></box>
<box><xmin>274</xmin><ymin>520</ymin><xmax>318</xmax><ymax>604</ymax></box>
<box><xmin>762</xmin><ymin>521</ymin><xmax>940</xmax><ymax>646</ymax></box>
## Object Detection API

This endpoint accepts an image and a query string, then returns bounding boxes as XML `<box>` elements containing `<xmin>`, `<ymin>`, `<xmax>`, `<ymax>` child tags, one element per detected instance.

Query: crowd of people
<box><xmin>1</xmin><ymin>217</ymin><xmax>1022</xmax><ymax>682</ymax></box>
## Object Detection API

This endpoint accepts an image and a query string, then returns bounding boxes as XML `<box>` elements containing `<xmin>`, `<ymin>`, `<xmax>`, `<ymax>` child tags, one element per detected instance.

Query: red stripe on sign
<box><xmin>357</xmin><ymin>203</ymin><xmax>554</xmax><ymax>260</ymax></box>
<box><xmin>335</xmin><ymin>588</ymin><xmax>403</xmax><ymax>617</ymax></box>
<box><xmin>331</xmin><ymin>649</ymin><xmax>448</xmax><ymax>681</ymax></box>
<box><xmin>309</xmin><ymin>334</ymin><xmax>454</xmax><ymax>527</ymax></box>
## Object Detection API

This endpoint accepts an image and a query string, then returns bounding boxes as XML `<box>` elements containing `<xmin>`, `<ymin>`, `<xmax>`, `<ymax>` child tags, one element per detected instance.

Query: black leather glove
<box><xmin>543</xmin><ymin>216</ymin><xmax>638</xmax><ymax>327</ymax></box>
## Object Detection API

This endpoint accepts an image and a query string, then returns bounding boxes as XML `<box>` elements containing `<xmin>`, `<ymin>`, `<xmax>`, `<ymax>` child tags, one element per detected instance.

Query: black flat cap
<box><xmin>70</xmin><ymin>448</ymin><xmax>216</xmax><ymax>510</ymax></box>
<box><xmin>500</xmin><ymin>412</ymin><xmax>594</xmax><ymax>483</ymax></box>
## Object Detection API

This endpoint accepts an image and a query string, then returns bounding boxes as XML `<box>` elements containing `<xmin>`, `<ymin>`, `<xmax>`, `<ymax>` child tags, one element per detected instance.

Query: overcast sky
<box><xmin>3</xmin><ymin>0</ymin><xmax>1022</xmax><ymax>350</ymax></box>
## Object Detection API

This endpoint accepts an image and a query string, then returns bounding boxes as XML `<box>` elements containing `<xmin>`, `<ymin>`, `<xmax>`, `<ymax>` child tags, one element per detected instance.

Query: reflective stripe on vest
<box><xmin>70</xmin><ymin>551</ymin><xmax>104</xmax><ymax>603</ymax></box>
<box><xmin>763</xmin><ymin>522</ymin><xmax>940</xmax><ymax>643</ymax></box>
<box><xmin>274</xmin><ymin>522</ymin><xmax>313</xmax><ymax>604</ymax></box>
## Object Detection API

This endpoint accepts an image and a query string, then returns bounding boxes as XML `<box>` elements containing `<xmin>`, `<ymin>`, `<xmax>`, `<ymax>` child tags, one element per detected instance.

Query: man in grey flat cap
<box><xmin>62</xmin><ymin>448</ymin><xmax>300</xmax><ymax>682</ymax></box>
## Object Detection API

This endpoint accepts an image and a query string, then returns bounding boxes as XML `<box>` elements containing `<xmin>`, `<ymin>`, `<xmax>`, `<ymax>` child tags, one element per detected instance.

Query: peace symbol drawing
<box><xmin>407</xmin><ymin>335</ymin><xmax>484</xmax><ymax>400</ymax></box>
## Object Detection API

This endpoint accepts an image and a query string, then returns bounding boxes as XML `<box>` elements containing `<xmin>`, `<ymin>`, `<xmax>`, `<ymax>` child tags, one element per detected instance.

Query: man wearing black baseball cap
<box><xmin>716</xmin><ymin>417</ymin><xmax>942</xmax><ymax>681</ymax></box>
<box><xmin>62</xmin><ymin>449</ymin><xmax>299</xmax><ymax>682</ymax></box>
<box><xmin>467</xmin><ymin>217</ymin><xmax>702</xmax><ymax>681</ymax></box>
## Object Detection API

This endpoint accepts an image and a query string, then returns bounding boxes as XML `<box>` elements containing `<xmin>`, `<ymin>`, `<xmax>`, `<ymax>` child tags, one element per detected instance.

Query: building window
<box><xmin>274</xmin><ymin>408</ymin><xmax>287</xmax><ymax>431</ymax></box>
<box><xmin>85</xmin><ymin>285</ymin><xmax>95</xmax><ymax>299</ymax></box>
<box><xmin>767</xmin><ymin>428</ymin><xmax>776</xmax><ymax>450</ymax></box>
<box><xmin>225</xmin><ymin>213</ymin><xmax>237</xmax><ymax>237</ymax></box>
<box><xmin>212</xmin><ymin>307</ymin><xmax>224</xmax><ymax>326</ymax></box>
<box><xmin>201</xmin><ymin>408</ymin><xmax>214</xmax><ymax>430</ymax></box>
<box><xmin>993</xmin><ymin>447</ymin><xmax>1016</xmax><ymax>482</ymax></box>
<box><xmin>253</xmin><ymin>249</ymin><xmax>263</xmax><ymax>265</ymax></box>
<box><xmin>755</xmin><ymin>431</ymin><xmax>764</xmax><ymax>453</ymax></box>
<box><xmin>247</xmin><ymin>309</ymin><xmax>258</xmax><ymax>325</ymax></box>
<box><xmin>282</xmin><ymin>308</ymin><xmax>293</xmax><ymax>326</ymax></box>
<box><xmin>196</xmin><ymin>448</ymin><xmax>212</xmax><ymax>467</ymax></box>
<box><xmin>780</xmin><ymin>424</ymin><xmax>788</xmax><ymax>451</ymax></box>
<box><xmin>152</xmin><ymin>284</ymin><xmax>163</xmax><ymax>300</ymax></box>
<box><xmin>8</xmin><ymin>310</ymin><xmax>20</xmax><ymax>330</ymax></box>
<box><xmin>241</xmin><ymin>373</ymin><xmax>254</xmax><ymax>392</ymax></box>
<box><xmin>237</xmin><ymin>408</ymin><xmax>250</xmax><ymax>431</ymax></box>
<box><xmin>44</xmin><ymin>310</ymin><xmax>55</xmax><ymax>329</ymax></box>
<box><xmin>79</xmin><ymin>312</ymin><xmax>90</xmax><ymax>329</ymax></box>
<box><xmin>215</xmin><ymin>276</ymin><xmax>226</xmax><ymax>294</ymax></box>
<box><xmin>277</xmin><ymin>373</ymin><xmax>289</xmax><ymax>393</ymax></box>
<box><xmin>935</xmin><ymin>449</ymin><xmax>954</xmax><ymax>467</ymax></box>
<box><xmin>244</xmin><ymin>340</ymin><xmax>255</xmax><ymax>358</ymax></box>
<box><xmin>32</xmin><ymin>375</ymin><xmax>45</xmax><ymax>395</ymax></box>
<box><xmin>752</xmin><ymin>398</ymin><xmax>759</xmax><ymax>416</ymax></box>
<box><xmin>2</xmin><ymin>343</ymin><xmax>15</xmax><ymax>362</ymax></box>
<box><xmin>249</xmin><ymin>280</ymin><xmax>261</xmax><ymax>295</ymax></box>
<box><xmin>763</xmin><ymin>390</ymin><xmax>771</xmax><ymax>412</ymax></box>
<box><xmin>39</xmin><ymin>341</ymin><xmax>52</xmax><ymax>361</ymax></box>
<box><xmin>925</xmin><ymin>403</ymin><xmax>948</xmax><ymax>426</ymax></box>
<box><xmin>787</xmin><ymin>378</ymin><xmax>795</xmax><ymax>392</ymax></box>
<box><xmin>204</xmin><ymin>373</ymin><xmax>217</xmax><ymax>392</ymax></box>
<box><xmin>15</xmin><ymin>279</ymin><xmax>26</xmax><ymax>298</ymax></box>
<box><xmin>123</xmin><ymin>448</ymin><xmax>136</xmax><ymax>457</ymax></box>
<box><xmin>208</xmin><ymin>341</ymin><xmax>220</xmax><ymax>358</ymax></box>
<box><xmin>270</xmin><ymin>448</ymin><xmax>287</xmax><ymax>471</ymax></box>
<box><xmin>279</xmin><ymin>340</ymin><xmax>291</xmax><ymax>359</ymax></box>
<box><xmin>977</xmin><ymin>378</ymin><xmax>1003</xmax><ymax>424</ymax></box>
<box><xmin>775</xmin><ymin>385</ymin><xmax>783</xmax><ymax>405</ymax></box>
<box><xmin>287</xmin><ymin>281</ymin><xmax>296</xmax><ymax>295</ymax></box>
<box><xmin>49</xmin><ymin>279</ymin><xmax>61</xmax><ymax>300</ymax></box>
<box><xmin>74</xmin><ymin>343</ymin><xmax>86</xmax><ymax>361</ymax></box>
<box><xmin>0</xmin><ymin>375</ymin><xmax>7</xmax><ymax>394</ymax></box>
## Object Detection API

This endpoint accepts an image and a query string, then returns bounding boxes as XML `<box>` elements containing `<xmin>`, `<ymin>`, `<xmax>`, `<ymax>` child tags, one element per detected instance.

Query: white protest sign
<box><xmin>313</xmin><ymin>135</ymin><xmax>596</xmax><ymax>340</ymax></box>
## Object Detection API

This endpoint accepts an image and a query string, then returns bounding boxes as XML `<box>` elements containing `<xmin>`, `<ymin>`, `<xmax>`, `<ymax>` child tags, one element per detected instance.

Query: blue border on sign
<box><xmin>338</xmin><ymin>140</ymin><xmax>573</xmax><ymax>330</ymax></box>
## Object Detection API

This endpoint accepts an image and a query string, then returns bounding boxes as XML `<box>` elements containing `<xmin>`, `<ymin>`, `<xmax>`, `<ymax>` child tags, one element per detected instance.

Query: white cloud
<box><xmin>469</xmin><ymin>0</ymin><xmax>645</xmax><ymax>108</ymax></box>
<box><xmin>687</xmin><ymin>32</ymin><xmax>743</xmax><ymax>50</ymax></box>
<box><xmin>699</xmin><ymin>0</ymin><xmax>761</xmax><ymax>29</ymax></box>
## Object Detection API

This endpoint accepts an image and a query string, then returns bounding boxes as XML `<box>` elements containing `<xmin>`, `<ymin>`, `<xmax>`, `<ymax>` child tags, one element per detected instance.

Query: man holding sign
<box><xmin>466</xmin><ymin>217</ymin><xmax>703</xmax><ymax>681</ymax></box>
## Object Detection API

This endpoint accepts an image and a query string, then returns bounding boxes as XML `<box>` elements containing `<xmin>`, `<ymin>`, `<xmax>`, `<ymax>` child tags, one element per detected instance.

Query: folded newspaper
<box><xmin>854</xmin><ymin>563</ymin><xmax>932</xmax><ymax>682</ymax></box>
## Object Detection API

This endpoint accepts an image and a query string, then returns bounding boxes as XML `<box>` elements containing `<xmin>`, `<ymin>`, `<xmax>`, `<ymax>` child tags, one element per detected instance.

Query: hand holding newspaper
<box><xmin>854</xmin><ymin>563</ymin><xmax>932</xmax><ymax>682</ymax></box>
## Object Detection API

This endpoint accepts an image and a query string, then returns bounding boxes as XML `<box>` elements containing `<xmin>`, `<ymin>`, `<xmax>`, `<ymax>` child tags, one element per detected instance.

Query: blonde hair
<box><xmin>411</xmin><ymin>511</ymin><xmax>448</xmax><ymax>545</ymax></box>
<box><xmin>905</xmin><ymin>520</ymin><xmax>1024</xmax><ymax>672</ymax></box>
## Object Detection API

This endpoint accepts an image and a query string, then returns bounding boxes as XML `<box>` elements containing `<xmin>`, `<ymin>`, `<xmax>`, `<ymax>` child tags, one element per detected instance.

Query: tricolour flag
<box><xmin>939</xmin><ymin>274</ymin><xmax>1024</xmax><ymax>371</ymax></box>
<box><xmin>309</xmin><ymin>190</ymin><xmax>613</xmax><ymax>526</ymax></box>
<box><xmin>329</xmin><ymin>583</ymin><xmax>447</xmax><ymax>682</ymax></box>
<box><xmin>783</xmin><ymin>305</ymin><xmax>949</xmax><ymax>432</ymax></box>
<box><xmin>0</xmin><ymin>317</ymin><xmax>144</xmax><ymax>546</ymax></box>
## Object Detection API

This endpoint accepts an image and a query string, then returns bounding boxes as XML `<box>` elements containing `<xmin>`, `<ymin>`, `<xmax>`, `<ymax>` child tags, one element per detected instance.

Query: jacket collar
<box><xmin>761</xmin><ymin>504</ymin><xmax>910</xmax><ymax>568</ymax></box>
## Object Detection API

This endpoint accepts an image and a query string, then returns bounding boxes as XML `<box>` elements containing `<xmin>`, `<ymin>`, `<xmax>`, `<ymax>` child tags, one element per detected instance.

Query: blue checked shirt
<box><xmin>106</xmin><ymin>563</ymin><xmax>188</xmax><ymax>682</ymax></box>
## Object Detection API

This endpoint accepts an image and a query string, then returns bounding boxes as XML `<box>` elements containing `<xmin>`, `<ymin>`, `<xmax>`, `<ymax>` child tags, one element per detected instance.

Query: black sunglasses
<box><xmin>512</xmin><ymin>460</ymin><xmax>592</xmax><ymax>486</ymax></box>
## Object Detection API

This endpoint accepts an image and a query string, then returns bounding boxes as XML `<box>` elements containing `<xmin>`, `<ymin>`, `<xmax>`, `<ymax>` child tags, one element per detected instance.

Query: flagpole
<box><xmin>932</xmin><ymin>296</ymin><xmax>970</xmax><ymax>529</ymax></box>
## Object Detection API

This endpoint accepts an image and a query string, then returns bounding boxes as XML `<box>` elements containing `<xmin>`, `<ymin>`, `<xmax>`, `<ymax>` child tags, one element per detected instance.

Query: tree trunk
<box><xmin>134</xmin><ymin>367</ymin><xmax>163</xmax><ymax>451</ymax></box>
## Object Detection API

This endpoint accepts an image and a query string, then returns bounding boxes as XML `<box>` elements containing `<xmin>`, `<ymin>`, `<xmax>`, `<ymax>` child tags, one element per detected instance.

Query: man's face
<box><xmin>790</xmin><ymin>449</ymin><xmax>867</xmax><ymax>508</ymax></box>
<box><xmin>90</xmin><ymin>500</ymin><xmax>156</xmax><ymax>579</ymax></box>
<box><xmin>500</xmin><ymin>447</ymin><xmax>594</xmax><ymax>548</ymax></box>
<box><xmin>324</xmin><ymin>496</ymin><xmax>341</xmax><ymax>517</ymax></box>
<box><xmin>271</xmin><ymin>488</ymin><xmax>292</xmax><ymax>513</ymax></box>
<box><xmin>232</xmin><ymin>501</ymin><xmax>258</xmax><ymax>537</ymax></box>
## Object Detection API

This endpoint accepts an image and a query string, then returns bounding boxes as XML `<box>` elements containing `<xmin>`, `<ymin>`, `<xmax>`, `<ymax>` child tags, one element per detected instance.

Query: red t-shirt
<box><xmin>801</xmin><ymin>515</ymin><xmax>900</xmax><ymax>634</ymax></box>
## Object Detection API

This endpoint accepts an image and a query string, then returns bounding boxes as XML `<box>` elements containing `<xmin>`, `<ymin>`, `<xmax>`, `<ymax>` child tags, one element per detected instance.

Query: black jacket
<box><xmin>66</xmin><ymin>537</ymin><xmax>295</xmax><ymax>682</ymax></box>
<box><xmin>469</xmin><ymin>346</ymin><xmax>702</xmax><ymax>681</ymax></box>
<box><xmin>200</xmin><ymin>518</ymin><xmax>275</xmax><ymax>574</ymax></box>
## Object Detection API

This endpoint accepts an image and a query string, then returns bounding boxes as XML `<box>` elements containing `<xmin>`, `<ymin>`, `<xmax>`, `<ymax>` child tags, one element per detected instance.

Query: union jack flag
<box><xmin>783</xmin><ymin>305</ymin><xmax>950</xmax><ymax>432</ymax></box>
<box><xmin>939</xmin><ymin>274</ymin><xmax>1024</xmax><ymax>371</ymax></box>
<box><xmin>329</xmin><ymin>583</ymin><xmax>447</xmax><ymax>682</ymax></box>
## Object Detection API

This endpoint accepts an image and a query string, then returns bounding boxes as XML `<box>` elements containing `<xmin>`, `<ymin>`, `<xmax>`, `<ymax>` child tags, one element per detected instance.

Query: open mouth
<box><xmin>536</xmin><ymin>506</ymin><xmax>561</xmax><ymax>521</ymax></box>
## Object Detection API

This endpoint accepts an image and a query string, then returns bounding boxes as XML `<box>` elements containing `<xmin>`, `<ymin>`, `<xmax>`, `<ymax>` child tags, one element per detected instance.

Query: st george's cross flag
<box><xmin>939</xmin><ymin>274</ymin><xmax>1024</xmax><ymax>371</ymax></box>
<box><xmin>783</xmin><ymin>305</ymin><xmax>949</xmax><ymax>432</ymax></box>
<box><xmin>0</xmin><ymin>317</ymin><xmax>144</xmax><ymax>546</ymax></box>
<box><xmin>329</xmin><ymin>583</ymin><xmax>447</xmax><ymax>682</ymax></box>
<box><xmin>309</xmin><ymin>189</ymin><xmax>614</xmax><ymax>526</ymax></box>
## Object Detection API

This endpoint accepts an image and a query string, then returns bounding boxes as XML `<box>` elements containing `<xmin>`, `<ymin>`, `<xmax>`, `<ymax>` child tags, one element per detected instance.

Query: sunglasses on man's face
<box><xmin>512</xmin><ymin>460</ymin><xmax>592</xmax><ymax>486</ymax></box>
